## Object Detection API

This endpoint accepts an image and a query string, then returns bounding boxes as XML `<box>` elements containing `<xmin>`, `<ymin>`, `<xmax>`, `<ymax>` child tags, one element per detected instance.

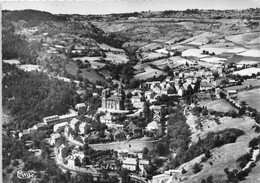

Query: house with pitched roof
<box><xmin>122</xmin><ymin>158</ymin><xmax>137</xmax><ymax>171</ymax></box>
<box><xmin>70</xmin><ymin>118</ymin><xmax>80</xmax><ymax>131</ymax></box>
<box><xmin>54</xmin><ymin>122</ymin><xmax>68</xmax><ymax>132</ymax></box>
<box><xmin>131</xmin><ymin>96</ymin><xmax>143</xmax><ymax>109</ymax></box>
<box><xmin>200</xmin><ymin>81</ymin><xmax>213</xmax><ymax>91</ymax></box>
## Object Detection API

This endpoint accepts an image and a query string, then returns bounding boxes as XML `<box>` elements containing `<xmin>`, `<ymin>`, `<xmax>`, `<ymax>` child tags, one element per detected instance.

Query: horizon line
<box><xmin>2</xmin><ymin>7</ymin><xmax>259</xmax><ymax>16</ymax></box>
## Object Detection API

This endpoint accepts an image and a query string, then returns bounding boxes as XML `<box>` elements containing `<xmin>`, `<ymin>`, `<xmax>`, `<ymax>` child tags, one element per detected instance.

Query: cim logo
<box><xmin>17</xmin><ymin>170</ymin><xmax>36</xmax><ymax>179</ymax></box>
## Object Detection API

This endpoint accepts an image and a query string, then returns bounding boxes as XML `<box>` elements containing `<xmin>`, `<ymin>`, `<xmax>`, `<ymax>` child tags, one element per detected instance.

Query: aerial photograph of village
<box><xmin>1</xmin><ymin>0</ymin><xmax>260</xmax><ymax>182</ymax></box>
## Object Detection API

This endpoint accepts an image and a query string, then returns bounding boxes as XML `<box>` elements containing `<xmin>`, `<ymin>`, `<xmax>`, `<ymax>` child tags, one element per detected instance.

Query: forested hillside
<box><xmin>2</xmin><ymin>9</ymin><xmax>68</xmax><ymax>25</ymax></box>
<box><xmin>2</xmin><ymin>63</ymin><xmax>80</xmax><ymax>130</ymax></box>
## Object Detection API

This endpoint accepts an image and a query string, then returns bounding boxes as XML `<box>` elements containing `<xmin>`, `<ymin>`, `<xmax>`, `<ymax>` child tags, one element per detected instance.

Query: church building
<box><xmin>101</xmin><ymin>82</ymin><xmax>125</xmax><ymax>110</ymax></box>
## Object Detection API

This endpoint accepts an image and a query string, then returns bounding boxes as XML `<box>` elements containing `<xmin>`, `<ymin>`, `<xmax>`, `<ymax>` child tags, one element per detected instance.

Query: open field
<box><xmin>105</xmin><ymin>52</ymin><xmax>129</xmax><ymax>64</ymax></box>
<box><xmin>200</xmin><ymin>56</ymin><xmax>227</xmax><ymax>64</ymax></box>
<box><xmin>66</xmin><ymin>62</ymin><xmax>78</xmax><ymax>76</ymax></box>
<box><xmin>138</xmin><ymin>43</ymin><xmax>162</xmax><ymax>52</ymax></box>
<box><xmin>233</xmin><ymin>68</ymin><xmax>260</xmax><ymax>76</ymax></box>
<box><xmin>80</xmin><ymin>69</ymin><xmax>107</xmax><ymax>83</ymax></box>
<box><xmin>227</xmin><ymin>55</ymin><xmax>260</xmax><ymax>64</ymax></box>
<box><xmin>237</xmin><ymin>88</ymin><xmax>260</xmax><ymax>112</ymax></box>
<box><xmin>177</xmin><ymin>32</ymin><xmax>217</xmax><ymax>46</ymax></box>
<box><xmin>149</xmin><ymin>55</ymin><xmax>193</xmax><ymax>68</ymax></box>
<box><xmin>181</xmin><ymin>142</ymin><xmax>251</xmax><ymax>183</ymax></box>
<box><xmin>168</xmin><ymin>56</ymin><xmax>193</xmax><ymax>67</ymax></box>
<box><xmin>98</xmin><ymin>43</ymin><xmax>125</xmax><ymax>53</ymax></box>
<box><xmin>149</xmin><ymin>59</ymin><xmax>169</xmax><ymax>69</ymax></box>
<box><xmin>140</xmin><ymin>52</ymin><xmax>167</xmax><ymax>62</ymax></box>
<box><xmin>224</xmin><ymin>79</ymin><xmax>260</xmax><ymax>91</ymax></box>
<box><xmin>134</xmin><ymin>67</ymin><xmax>164</xmax><ymax>80</ymax></box>
<box><xmin>225</xmin><ymin>32</ymin><xmax>260</xmax><ymax>49</ymax></box>
<box><xmin>182</xmin><ymin>49</ymin><xmax>208</xmax><ymax>58</ymax></box>
<box><xmin>189</xmin><ymin>115</ymin><xmax>256</xmax><ymax>143</ymax></box>
<box><xmin>182</xmin><ymin>113</ymin><xmax>258</xmax><ymax>183</ymax></box>
<box><xmin>72</xmin><ymin>57</ymin><xmax>106</xmax><ymax>69</ymax></box>
<box><xmin>237</xmin><ymin>60</ymin><xmax>260</xmax><ymax>65</ymax></box>
<box><xmin>199</xmin><ymin>99</ymin><xmax>235</xmax><ymax>113</ymax></box>
<box><xmin>237</xmin><ymin>49</ymin><xmax>260</xmax><ymax>57</ymax></box>
<box><xmin>196</xmin><ymin>60</ymin><xmax>221</xmax><ymax>70</ymax></box>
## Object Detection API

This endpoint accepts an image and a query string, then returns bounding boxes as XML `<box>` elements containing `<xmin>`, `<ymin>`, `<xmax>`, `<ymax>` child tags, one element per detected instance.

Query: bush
<box><xmin>192</xmin><ymin>163</ymin><xmax>203</xmax><ymax>174</ymax></box>
<box><xmin>6</xmin><ymin>168</ymin><xmax>13</xmax><ymax>174</ymax></box>
<box><xmin>249</xmin><ymin>162</ymin><xmax>256</xmax><ymax>168</ymax></box>
<box><xmin>201</xmin><ymin>156</ymin><xmax>207</xmax><ymax>162</ymax></box>
<box><xmin>181</xmin><ymin>168</ymin><xmax>187</xmax><ymax>174</ymax></box>
<box><xmin>206</xmin><ymin>175</ymin><xmax>213</xmax><ymax>183</ymax></box>
<box><xmin>255</xmin><ymin>153</ymin><xmax>260</xmax><ymax>162</ymax></box>
<box><xmin>224</xmin><ymin>167</ymin><xmax>229</xmax><ymax>174</ymax></box>
<box><xmin>202</xmin><ymin>109</ymin><xmax>208</xmax><ymax>116</ymax></box>
<box><xmin>12</xmin><ymin>159</ymin><xmax>19</xmax><ymax>167</ymax></box>
<box><xmin>254</xmin><ymin>125</ymin><xmax>260</xmax><ymax>133</ymax></box>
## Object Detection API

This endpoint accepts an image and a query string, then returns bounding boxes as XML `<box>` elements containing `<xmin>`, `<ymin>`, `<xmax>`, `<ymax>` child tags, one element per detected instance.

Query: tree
<box><xmin>12</xmin><ymin>159</ymin><xmax>19</xmax><ymax>167</ymax></box>
<box><xmin>248</xmin><ymin>137</ymin><xmax>260</xmax><ymax>148</ymax></box>
<box><xmin>219</xmin><ymin>92</ymin><xmax>226</xmax><ymax>99</ymax></box>
<box><xmin>120</xmin><ymin>168</ymin><xmax>131</xmax><ymax>183</ymax></box>
<box><xmin>204</xmin><ymin>149</ymin><xmax>211</xmax><ymax>159</ymax></box>
<box><xmin>229</xmin><ymin>109</ymin><xmax>238</xmax><ymax>118</ymax></box>
<box><xmin>126</xmin><ymin>91</ymin><xmax>133</xmax><ymax>99</ymax></box>
<box><xmin>75</xmin><ymin>157</ymin><xmax>81</xmax><ymax>167</ymax></box>
<box><xmin>164</xmin><ymin>66</ymin><xmax>171</xmax><ymax>73</ymax></box>
<box><xmin>193</xmin><ymin>79</ymin><xmax>201</xmax><ymax>93</ymax></box>
<box><xmin>143</xmin><ymin>101</ymin><xmax>150</xmax><ymax>122</ymax></box>
<box><xmin>202</xmin><ymin>108</ymin><xmax>208</xmax><ymax>116</ymax></box>
<box><xmin>156</xmin><ymin>142</ymin><xmax>166</xmax><ymax>156</ymax></box>
<box><xmin>143</xmin><ymin>147</ymin><xmax>149</xmax><ymax>157</ymax></box>
<box><xmin>239</xmin><ymin>107</ymin><xmax>246</xmax><ymax>116</ymax></box>
<box><xmin>82</xmin><ymin>156</ymin><xmax>91</xmax><ymax>165</ymax></box>
<box><xmin>224</xmin><ymin>167</ymin><xmax>229</xmax><ymax>174</ymax></box>
<box><xmin>255</xmin><ymin>113</ymin><xmax>260</xmax><ymax>124</ymax></box>
<box><xmin>206</xmin><ymin>175</ymin><xmax>213</xmax><ymax>183</ymax></box>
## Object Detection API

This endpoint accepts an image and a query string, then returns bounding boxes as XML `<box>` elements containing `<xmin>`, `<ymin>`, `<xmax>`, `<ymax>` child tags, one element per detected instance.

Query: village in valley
<box><xmin>2</xmin><ymin>2</ymin><xmax>260</xmax><ymax>183</ymax></box>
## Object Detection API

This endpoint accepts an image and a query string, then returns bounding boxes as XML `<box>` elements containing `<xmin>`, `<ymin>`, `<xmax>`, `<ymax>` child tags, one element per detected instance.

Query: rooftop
<box><xmin>123</xmin><ymin>158</ymin><xmax>137</xmax><ymax>165</ymax></box>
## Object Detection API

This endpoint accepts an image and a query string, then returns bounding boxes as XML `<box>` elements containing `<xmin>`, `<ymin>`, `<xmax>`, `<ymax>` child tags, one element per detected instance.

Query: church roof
<box><xmin>107</xmin><ymin>95</ymin><xmax>121</xmax><ymax>100</ymax></box>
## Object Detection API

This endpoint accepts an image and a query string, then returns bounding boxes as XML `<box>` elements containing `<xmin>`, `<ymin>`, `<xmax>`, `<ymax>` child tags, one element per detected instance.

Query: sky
<box><xmin>2</xmin><ymin>0</ymin><xmax>260</xmax><ymax>15</ymax></box>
